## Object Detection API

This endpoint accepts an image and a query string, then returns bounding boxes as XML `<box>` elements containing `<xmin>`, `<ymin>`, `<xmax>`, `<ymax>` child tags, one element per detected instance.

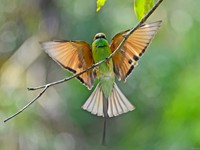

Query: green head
<box><xmin>92</xmin><ymin>33</ymin><xmax>109</xmax><ymax>48</ymax></box>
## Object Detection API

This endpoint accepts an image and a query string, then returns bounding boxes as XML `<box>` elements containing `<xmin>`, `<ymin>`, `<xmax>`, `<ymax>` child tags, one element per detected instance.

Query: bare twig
<box><xmin>4</xmin><ymin>86</ymin><xmax>48</xmax><ymax>122</ymax></box>
<box><xmin>4</xmin><ymin>0</ymin><xmax>163</xmax><ymax>123</ymax></box>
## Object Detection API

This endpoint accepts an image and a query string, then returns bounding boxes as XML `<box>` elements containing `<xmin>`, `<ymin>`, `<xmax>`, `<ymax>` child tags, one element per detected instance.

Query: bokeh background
<box><xmin>0</xmin><ymin>0</ymin><xmax>200</xmax><ymax>150</ymax></box>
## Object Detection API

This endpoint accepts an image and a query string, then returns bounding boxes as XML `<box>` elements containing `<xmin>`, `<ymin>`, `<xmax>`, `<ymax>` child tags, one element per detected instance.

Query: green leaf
<box><xmin>96</xmin><ymin>0</ymin><xmax>106</xmax><ymax>12</ymax></box>
<box><xmin>134</xmin><ymin>0</ymin><xmax>154</xmax><ymax>20</ymax></box>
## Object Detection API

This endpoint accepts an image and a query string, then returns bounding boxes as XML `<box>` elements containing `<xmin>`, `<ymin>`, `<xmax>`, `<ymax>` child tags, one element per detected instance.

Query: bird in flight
<box><xmin>41</xmin><ymin>20</ymin><xmax>161</xmax><ymax>144</ymax></box>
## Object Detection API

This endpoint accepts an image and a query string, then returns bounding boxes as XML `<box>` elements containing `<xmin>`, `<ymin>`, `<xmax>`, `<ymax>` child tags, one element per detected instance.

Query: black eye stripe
<box><xmin>95</xmin><ymin>35</ymin><xmax>106</xmax><ymax>40</ymax></box>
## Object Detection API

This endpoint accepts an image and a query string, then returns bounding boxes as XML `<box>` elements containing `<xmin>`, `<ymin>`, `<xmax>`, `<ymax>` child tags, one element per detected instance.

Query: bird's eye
<box><xmin>101</xmin><ymin>35</ymin><xmax>106</xmax><ymax>39</ymax></box>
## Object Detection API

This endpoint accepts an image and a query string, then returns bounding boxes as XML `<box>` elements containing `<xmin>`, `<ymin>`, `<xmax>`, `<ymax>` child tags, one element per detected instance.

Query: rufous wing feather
<box><xmin>41</xmin><ymin>41</ymin><xmax>95</xmax><ymax>90</ymax></box>
<box><xmin>110</xmin><ymin>21</ymin><xmax>162</xmax><ymax>81</ymax></box>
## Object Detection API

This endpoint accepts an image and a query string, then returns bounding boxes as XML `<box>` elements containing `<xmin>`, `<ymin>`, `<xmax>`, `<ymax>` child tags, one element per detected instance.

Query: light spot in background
<box><xmin>19</xmin><ymin>133</ymin><xmax>39</xmax><ymax>150</ymax></box>
<box><xmin>0</xmin><ymin>21</ymin><xmax>18</xmax><ymax>53</ymax></box>
<box><xmin>54</xmin><ymin>133</ymin><xmax>75</xmax><ymax>150</ymax></box>
<box><xmin>38</xmin><ymin>87</ymin><xmax>66</xmax><ymax>120</ymax></box>
<box><xmin>1</xmin><ymin>63</ymin><xmax>24</xmax><ymax>90</ymax></box>
<box><xmin>0</xmin><ymin>30</ymin><xmax>16</xmax><ymax>43</ymax></box>
<box><xmin>26</xmin><ymin>60</ymin><xmax>46</xmax><ymax>87</ymax></box>
<box><xmin>170</xmin><ymin>10</ymin><xmax>193</xmax><ymax>33</ymax></box>
<box><xmin>0</xmin><ymin>36</ymin><xmax>41</xmax><ymax>90</ymax></box>
<box><xmin>39</xmin><ymin>15</ymin><xmax>60</xmax><ymax>38</ymax></box>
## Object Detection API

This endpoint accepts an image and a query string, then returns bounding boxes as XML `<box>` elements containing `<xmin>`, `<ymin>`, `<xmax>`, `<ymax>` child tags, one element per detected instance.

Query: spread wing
<box><xmin>41</xmin><ymin>41</ymin><xmax>95</xmax><ymax>90</ymax></box>
<box><xmin>110</xmin><ymin>21</ymin><xmax>162</xmax><ymax>81</ymax></box>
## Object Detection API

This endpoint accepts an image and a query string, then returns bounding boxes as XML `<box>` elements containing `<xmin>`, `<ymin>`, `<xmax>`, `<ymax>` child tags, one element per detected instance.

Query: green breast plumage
<box><xmin>92</xmin><ymin>38</ymin><xmax>115</xmax><ymax>98</ymax></box>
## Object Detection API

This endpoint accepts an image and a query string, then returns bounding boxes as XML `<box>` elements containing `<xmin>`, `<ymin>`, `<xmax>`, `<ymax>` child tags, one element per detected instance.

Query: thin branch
<box><xmin>4</xmin><ymin>86</ymin><xmax>48</xmax><ymax>122</ymax></box>
<box><xmin>4</xmin><ymin>0</ymin><xmax>163</xmax><ymax>122</ymax></box>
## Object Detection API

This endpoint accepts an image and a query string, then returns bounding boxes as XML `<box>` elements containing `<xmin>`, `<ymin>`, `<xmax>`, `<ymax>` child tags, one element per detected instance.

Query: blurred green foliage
<box><xmin>0</xmin><ymin>0</ymin><xmax>200</xmax><ymax>150</ymax></box>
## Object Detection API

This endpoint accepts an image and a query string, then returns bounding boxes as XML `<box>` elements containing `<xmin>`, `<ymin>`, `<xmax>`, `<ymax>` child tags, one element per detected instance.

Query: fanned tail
<box><xmin>82</xmin><ymin>82</ymin><xmax>135</xmax><ymax>145</ymax></box>
<box><xmin>82</xmin><ymin>83</ymin><xmax>104</xmax><ymax>116</ymax></box>
<box><xmin>107</xmin><ymin>83</ymin><xmax>135</xmax><ymax>117</ymax></box>
<box><xmin>82</xmin><ymin>83</ymin><xmax>135</xmax><ymax>117</ymax></box>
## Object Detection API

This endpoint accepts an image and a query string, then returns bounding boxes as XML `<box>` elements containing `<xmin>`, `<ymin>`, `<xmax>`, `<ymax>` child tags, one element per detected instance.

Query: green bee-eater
<box><xmin>41</xmin><ymin>21</ymin><xmax>161</xmax><ymax>144</ymax></box>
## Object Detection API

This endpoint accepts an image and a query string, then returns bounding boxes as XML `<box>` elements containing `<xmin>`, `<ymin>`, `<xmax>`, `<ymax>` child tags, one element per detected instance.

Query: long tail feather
<box><xmin>102</xmin><ymin>117</ymin><xmax>107</xmax><ymax>145</ymax></box>
<box><xmin>102</xmin><ymin>93</ymin><xmax>108</xmax><ymax>145</ymax></box>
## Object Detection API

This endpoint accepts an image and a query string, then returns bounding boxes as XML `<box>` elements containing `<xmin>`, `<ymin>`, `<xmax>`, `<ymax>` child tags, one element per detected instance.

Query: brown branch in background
<box><xmin>3</xmin><ymin>0</ymin><xmax>163</xmax><ymax>123</ymax></box>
